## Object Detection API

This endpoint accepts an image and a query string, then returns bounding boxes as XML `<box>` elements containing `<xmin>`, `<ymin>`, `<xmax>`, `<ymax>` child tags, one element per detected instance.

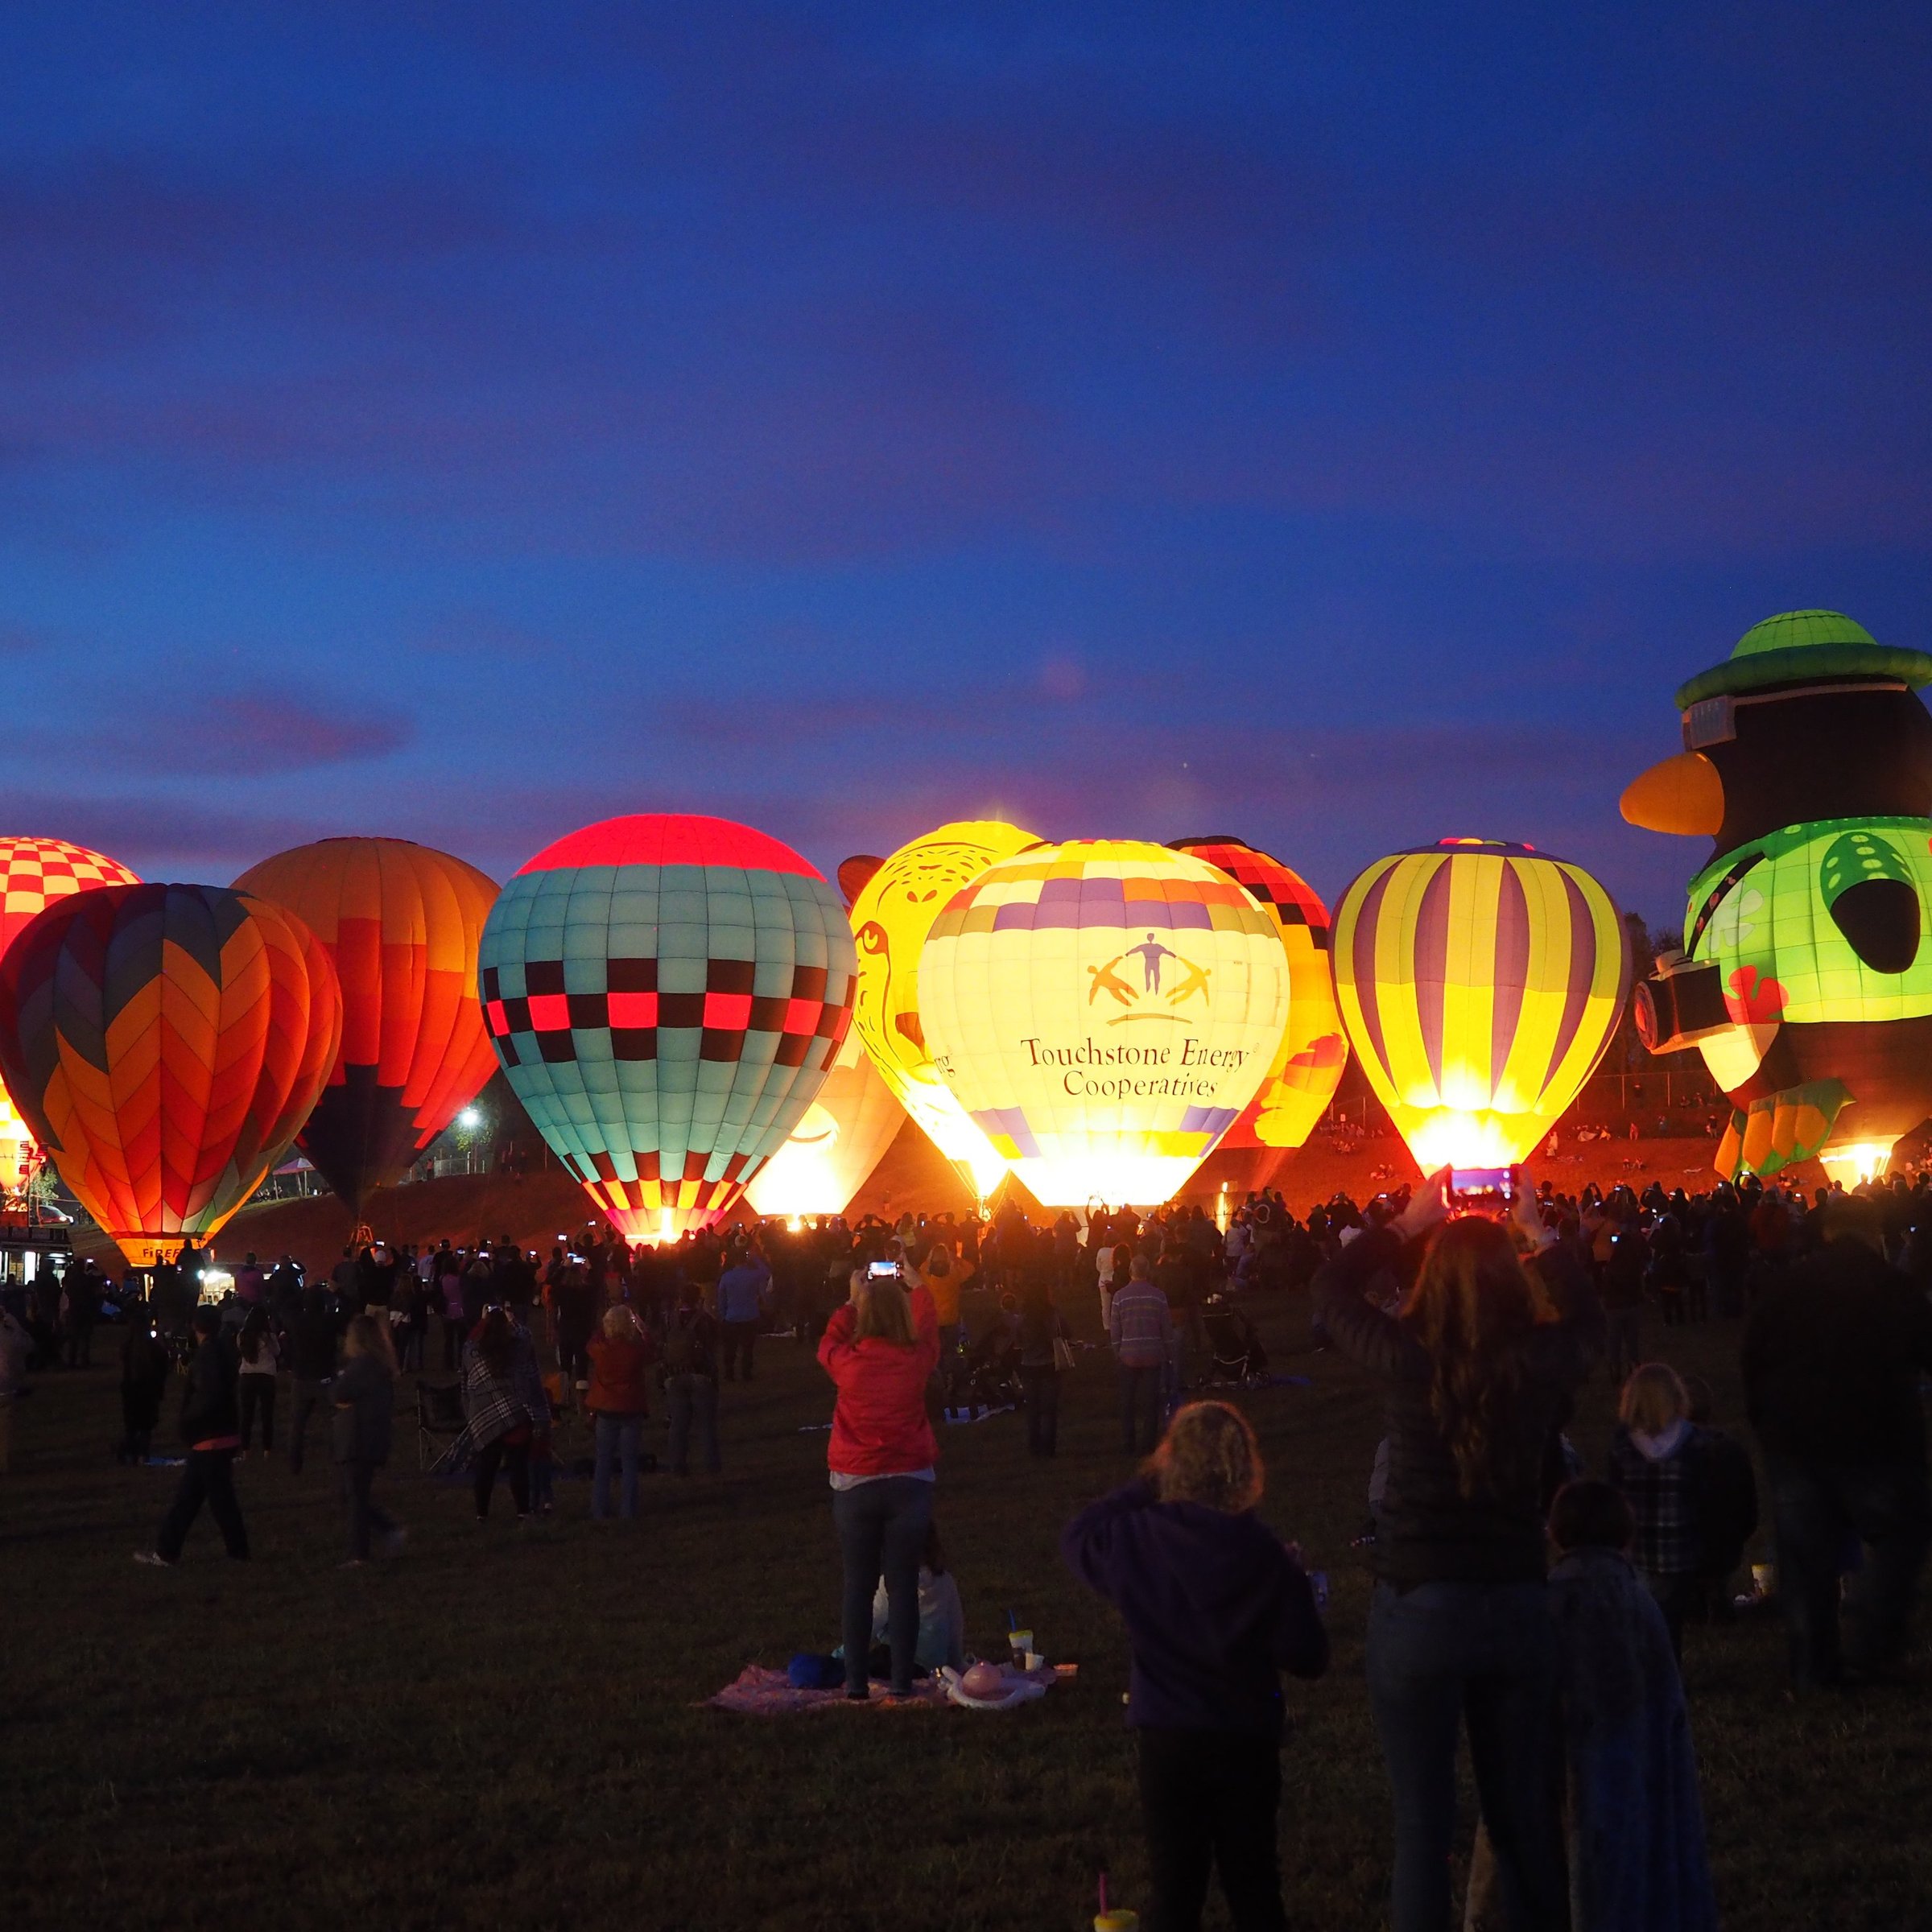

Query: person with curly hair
<box><xmin>1062</xmin><ymin>1400</ymin><xmax>1329</xmax><ymax>1932</ymax></box>
<box><xmin>1314</xmin><ymin>1166</ymin><xmax>1603</xmax><ymax>1932</ymax></box>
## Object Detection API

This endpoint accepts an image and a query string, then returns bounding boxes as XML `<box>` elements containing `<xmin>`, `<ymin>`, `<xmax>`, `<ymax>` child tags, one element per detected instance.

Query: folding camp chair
<box><xmin>417</xmin><ymin>1381</ymin><xmax>469</xmax><ymax>1472</ymax></box>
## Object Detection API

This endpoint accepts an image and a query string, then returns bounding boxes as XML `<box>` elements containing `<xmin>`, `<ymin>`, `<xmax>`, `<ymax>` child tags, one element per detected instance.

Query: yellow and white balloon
<box><xmin>848</xmin><ymin>818</ymin><xmax>1040</xmax><ymax>1198</ymax></box>
<box><xmin>918</xmin><ymin>840</ymin><xmax>1287</xmax><ymax>1207</ymax></box>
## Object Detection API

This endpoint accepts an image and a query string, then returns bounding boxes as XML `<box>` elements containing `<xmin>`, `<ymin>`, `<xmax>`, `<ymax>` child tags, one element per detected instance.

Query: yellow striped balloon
<box><xmin>1332</xmin><ymin>837</ymin><xmax>1629</xmax><ymax>1170</ymax></box>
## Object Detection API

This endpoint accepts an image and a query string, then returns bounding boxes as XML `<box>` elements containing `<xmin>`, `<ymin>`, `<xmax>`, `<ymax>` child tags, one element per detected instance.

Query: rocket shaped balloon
<box><xmin>1622</xmin><ymin>609</ymin><xmax>1932</xmax><ymax>1184</ymax></box>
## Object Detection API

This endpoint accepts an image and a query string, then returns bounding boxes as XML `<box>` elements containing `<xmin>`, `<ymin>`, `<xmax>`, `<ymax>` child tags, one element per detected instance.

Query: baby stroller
<box><xmin>1202</xmin><ymin>1294</ymin><xmax>1268</xmax><ymax>1385</ymax></box>
<box><xmin>956</xmin><ymin>1319</ymin><xmax>1025</xmax><ymax>1410</ymax></box>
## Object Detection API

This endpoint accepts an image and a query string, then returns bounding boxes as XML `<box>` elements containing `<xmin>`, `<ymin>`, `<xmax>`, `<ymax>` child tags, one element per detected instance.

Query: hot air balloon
<box><xmin>478</xmin><ymin>815</ymin><xmax>856</xmax><ymax>1241</ymax></box>
<box><xmin>917</xmin><ymin>840</ymin><xmax>1286</xmax><ymax>1208</ymax></box>
<box><xmin>845</xmin><ymin>818</ymin><xmax>1041</xmax><ymax>1199</ymax></box>
<box><xmin>742</xmin><ymin>1025</ymin><xmax>904</xmax><ymax>1218</ymax></box>
<box><xmin>1171</xmin><ymin>836</ymin><xmax>1347</xmax><ymax>1195</ymax></box>
<box><xmin>0</xmin><ymin>837</ymin><xmax>142</xmax><ymax>1199</ymax></box>
<box><xmin>1622</xmin><ymin>610</ymin><xmax>1932</xmax><ymax>1184</ymax></box>
<box><xmin>0</xmin><ymin>884</ymin><xmax>342</xmax><ymax>1265</ymax></box>
<box><xmin>233</xmin><ymin>836</ymin><xmax>500</xmax><ymax>1220</ymax></box>
<box><xmin>1332</xmin><ymin>837</ymin><xmax>1629</xmax><ymax>1173</ymax></box>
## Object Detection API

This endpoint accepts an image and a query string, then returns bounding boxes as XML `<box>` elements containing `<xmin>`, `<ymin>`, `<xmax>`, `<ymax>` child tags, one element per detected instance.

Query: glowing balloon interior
<box><xmin>848</xmin><ymin>817</ymin><xmax>1041</xmax><ymax>1199</ymax></box>
<box><xmin>0</xmin><ymin>882</ymin><xmax>343</xmax><ymax>1265</ymax></box>
<box><xmin>479</xmin><ymin>814</ymin><xmax>856</xmax><ymax>1241</ymax></box>
<box><xmin>742</xmin><ymin>1023</ymin><xmax>903</xmax><ymax>1217</ymax></box>
<box><xmin>1333</xmin><ymin>837</ymin><xmax>1629</xmax><ymax>1171</ymax></box>
<box><xmin>917</xmin><ymin>840</ymin><xmax>1286</xmax><ymax>1206</ymax></box>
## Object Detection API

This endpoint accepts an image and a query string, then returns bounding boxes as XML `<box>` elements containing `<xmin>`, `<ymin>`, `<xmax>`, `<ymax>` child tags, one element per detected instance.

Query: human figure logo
<box><xmin>1086</xmin><ymin>931</ymin><xmax>1212</xmax><ymax>1023</ymax></box>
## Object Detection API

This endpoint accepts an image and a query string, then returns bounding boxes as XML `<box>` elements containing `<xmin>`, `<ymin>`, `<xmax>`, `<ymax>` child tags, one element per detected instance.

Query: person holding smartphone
<box><xmin>816</xmin><ymin>1257</ymin><xmax>941</xmax><ymax>1699</ymax></box>
<box><xmin>1314</xmin><ymin>1165</ymin><xmax>1604</xmax><ymax>1932</ymax></box>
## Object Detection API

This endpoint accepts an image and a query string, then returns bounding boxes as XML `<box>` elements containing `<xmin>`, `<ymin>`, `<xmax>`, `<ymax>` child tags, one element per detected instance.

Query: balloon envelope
<box><xmin>1171</xmin><ymin>836</ymin><xmax>1347</xmax><ymax>1152</ymax></box>
<box><xmin>478</xmin><ymin>814</ymin><xmax>856</xmax><ymax>1241</ymax></box>
<box><xmin>848</xmin><ymin>818</ymin><xmax>1040</xmax><ymax>1198</ymax></box>
<box><xmin>1333</xmin><ymin>837</ymin><xmax>1629</xmax><ymax>1170</ymax></box>
<box><xmin>0</xmin><ymin>836</ymin><xmax>142</xmax><ymax>1199</ymax></box>
<box><xmin>918</xmin><ymin>840</ymin><xmax>1286</xmax><ymax>1207</ymax></box>
<box><xmin>233</xmin><ymin>836</ymin><xmax>500</xmax><ymax>1216</ymax></box>
<box><xmin>0</xmin><ymin>883</ymin><xmax>342</xmax><ymax>1265</ymax></box>
<box><xmin>742</xmin><ymin>1024</ymin><xmax>903</xmax><ymax>1217</ymax></box>
<box><xmin>1680</xmin><ymin>821</ymin><xmax>1932</xmax><ymax>1182</ymax></box>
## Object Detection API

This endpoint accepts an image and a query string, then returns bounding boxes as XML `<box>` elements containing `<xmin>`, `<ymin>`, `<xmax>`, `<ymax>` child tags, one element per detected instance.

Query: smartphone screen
<box><xmin>1450</xmin><ymin>1166</ymin><xmax>1514</xmax><ymax>1203</ymax></box>
<box><xmin>867</xmin><ymin>1260</ymin><xmax>898</xmax><ymax>1280</ymax></box>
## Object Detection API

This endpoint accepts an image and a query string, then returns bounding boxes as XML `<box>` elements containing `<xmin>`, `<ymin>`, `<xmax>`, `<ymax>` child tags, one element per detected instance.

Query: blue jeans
<box><xmin>832</xmin><ymin>1476</ymin><xmax>934</xmax><ymax>1695</ymax></box>
<box><xmin>592</xmin><ymin>1414</ymin><xmax>642</xmax><ymax>1519</ymax></box>
<box><xmin>1365</xmin><ymin>1579</ymin><xmax>1563</xmax><ymax>1932</ymax></box>
<box><xmin>1766</xmin><ymin>1454</ymin><xmax>1930</xmax><ymax>1686</ymax></box>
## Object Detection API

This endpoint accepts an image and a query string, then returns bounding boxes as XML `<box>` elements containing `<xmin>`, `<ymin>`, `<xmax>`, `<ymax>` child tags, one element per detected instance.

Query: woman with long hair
<box><xmin>1315</xmin><ymin>1167</ymin><xmax>1603</xmax><ymax>1932</ymax></box>
<box><xmin>235</xmin><ymin>1303</ymin><xmax>279</xmax><ymax>1459</ymax></box>
<box><xmin>117</xmin><ymin>1300</ymin><xmax>170</xmax><ymax>1465</ymax></box>
<box><xmin>332</xmin><ymin>1315</ymin><xmax>402</xmax><ymax>1565</ymax></box>
<box><xmin>1063</xmin><ymin>1401</ymin><xmax>1328</xmax><ymax>1932</ymax></box>
<box><xmin>1016</xmin><ymin>1274</ymin><xmax>1072</xmax><ymax>1457</ymax></box>
<box><xmin>464</xmin><ymin>1307</ymin><xmax>539</xmax><ymax>1521</ymax></box>
<box><xmin>816</xmin><ymin>1261</ymin><xmax>941</xmax><ymax>1699</ymax></box>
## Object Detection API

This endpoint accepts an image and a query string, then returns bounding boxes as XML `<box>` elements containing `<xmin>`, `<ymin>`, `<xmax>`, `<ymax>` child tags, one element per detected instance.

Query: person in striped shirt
<box><xmin>1109</xmin><ymin>1254</ymin><xmax>1174</xmax><ymax>1455</ymax></box>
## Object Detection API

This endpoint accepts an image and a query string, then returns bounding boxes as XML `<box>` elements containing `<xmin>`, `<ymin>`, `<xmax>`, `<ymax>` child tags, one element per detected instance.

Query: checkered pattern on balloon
<box><xmin>0</xmin><ymin>838</ymin><xmax>142</xmax><ymax>1203</ymax></box>
<box><xmin>477</xmin><ymin>817</ymin><xmax>857</xmax><ymax>1241</ymax></box>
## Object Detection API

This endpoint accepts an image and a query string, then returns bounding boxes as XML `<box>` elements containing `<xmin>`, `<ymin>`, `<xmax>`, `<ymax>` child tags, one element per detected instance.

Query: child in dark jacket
<box><xmin>1467</xmin><ymin>1481</ymin><xmax>1717</xmax><ymax>1932</ymax></box>
<box><xmin>1063</xmin><ymin>1400</ymin><xmax>1328</xmax><ymax>1932</ymax></box>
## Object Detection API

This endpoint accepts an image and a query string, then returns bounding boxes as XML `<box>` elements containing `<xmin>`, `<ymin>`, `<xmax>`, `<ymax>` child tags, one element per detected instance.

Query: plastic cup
<box><xmin>1095</xmin><ymin>1913</ymin><xmax>1139</xmax><ymax>1931</ymax></box>
<box><xmin>1008</xmin><ymin>1629</ymin><xmax>1033</xmax><ymax>1658</ymax></box>
<box><xmin>1751</xmin><ymin>1562</ymin><xmax>1775</xmax><ymax>1598</ymax></box>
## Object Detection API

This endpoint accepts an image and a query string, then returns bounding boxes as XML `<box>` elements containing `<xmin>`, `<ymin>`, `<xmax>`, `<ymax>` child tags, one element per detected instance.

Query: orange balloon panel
<box><xmin>233</xmin><ymin>837</ymin><xmax>499</xmax><ymax>1215</ymax></box>
<box><xmin>0</xmin><ymin>883</ymin><xmax>341</xmax><ymax>1265</ymax></box>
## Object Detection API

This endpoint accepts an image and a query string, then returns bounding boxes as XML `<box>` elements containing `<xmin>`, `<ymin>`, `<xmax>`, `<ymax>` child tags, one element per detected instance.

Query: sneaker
<box><xmin>133</xmin><ymin>1551</ymin><xmax>176</xmax><ymax>1568</ymax></box>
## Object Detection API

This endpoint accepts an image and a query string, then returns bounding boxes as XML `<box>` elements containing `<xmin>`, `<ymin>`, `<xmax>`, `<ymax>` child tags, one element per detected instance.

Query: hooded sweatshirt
<box><xmin>1062</xmin><ymin>1479</ymin><xmax>1328</xmax><ymax>1736</ymax></box>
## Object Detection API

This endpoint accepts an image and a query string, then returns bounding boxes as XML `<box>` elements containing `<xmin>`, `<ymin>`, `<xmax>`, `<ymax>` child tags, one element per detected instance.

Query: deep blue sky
<box><xmin>4</xmin><ymin>3</ymin><xmax>1929</xmax><ymax>923</ymax></box>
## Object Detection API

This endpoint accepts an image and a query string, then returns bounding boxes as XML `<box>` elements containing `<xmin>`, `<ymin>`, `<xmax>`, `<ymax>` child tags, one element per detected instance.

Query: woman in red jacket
<box><xmin>586</xmin><ymin>1304</ymin><xmax>654</xmax><ymax>1521</ymax></box>
<box><xmin>817</xmin><ymin>1262</ymin><xmax>941</xmax><ymax>1699</ymax></box>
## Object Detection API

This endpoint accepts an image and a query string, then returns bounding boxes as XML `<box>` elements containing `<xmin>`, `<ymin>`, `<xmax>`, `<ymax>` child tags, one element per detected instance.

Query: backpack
<box><xmin>661</xmin><ymin>1313</ymin><xmax>708</xmax><ymax>1377</ymax></box>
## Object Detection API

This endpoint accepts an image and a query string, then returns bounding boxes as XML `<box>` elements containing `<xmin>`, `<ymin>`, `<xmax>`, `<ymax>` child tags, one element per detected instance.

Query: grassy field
<box><xmin>3</xmin><ymin>1282</ymin><xmax>1928</xmax><ymax>1931</ymax></box>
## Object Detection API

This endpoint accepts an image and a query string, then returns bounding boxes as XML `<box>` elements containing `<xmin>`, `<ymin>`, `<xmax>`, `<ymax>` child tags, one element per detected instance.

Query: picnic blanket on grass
<box><xmin>707</xmin><ymin>1662</ymin><xmax>1071</xmax><ymax>1716</ymax></box>
<box><xmin>706</xmin><ymin>1668</ymin><xmax>951</xmax><ymax>1715</ymax></box>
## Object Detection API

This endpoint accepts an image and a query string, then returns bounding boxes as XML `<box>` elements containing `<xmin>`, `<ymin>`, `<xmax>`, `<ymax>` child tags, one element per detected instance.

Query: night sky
<box><xmin>5</xmin><ymin>4</ymin><xmax>1929</xmax><ymax>925</ymax></box>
